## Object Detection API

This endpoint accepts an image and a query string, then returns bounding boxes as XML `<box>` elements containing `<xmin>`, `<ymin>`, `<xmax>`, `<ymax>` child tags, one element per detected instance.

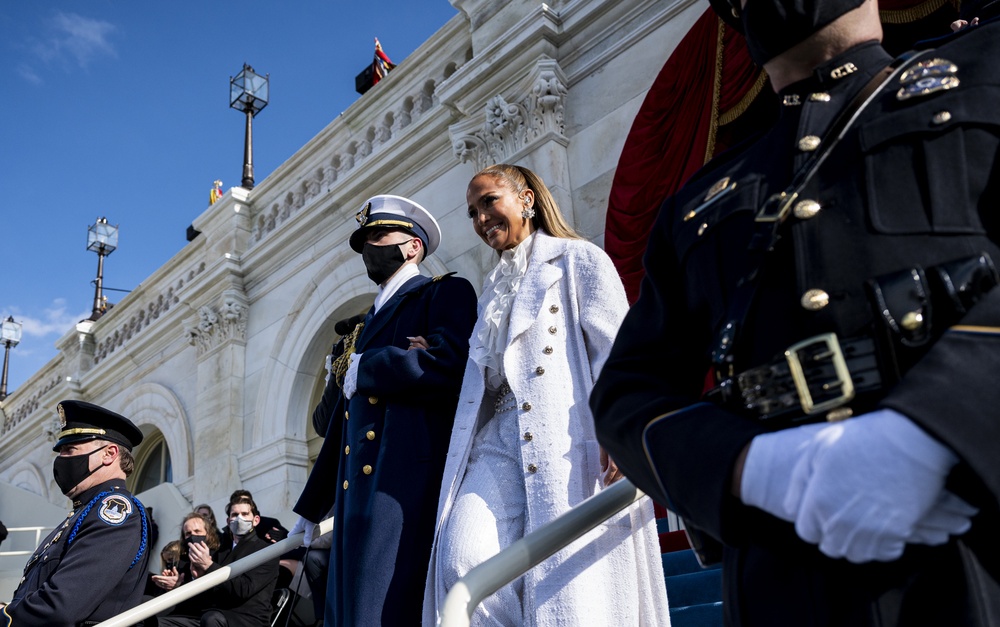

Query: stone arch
<box><xmin>250</xmin><ymin>248</ymin><xmax>376</xmax><ymax>448</ymax></box>
<box><xmin>119</xmin><ymin>382</ymin><xmax>192</xmax><ymax>483</ymax></box>
<box><xmin>8</xmin><ymin>462</ymin><xmax>50</xmax><ymax>499</ymax></box>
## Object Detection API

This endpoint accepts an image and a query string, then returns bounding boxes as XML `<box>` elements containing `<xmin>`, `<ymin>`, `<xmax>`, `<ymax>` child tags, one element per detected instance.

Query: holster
<box><xmin>866</xmin><ymin>252</ymin><xmax>999</xmax><ymax>384</ymax></box>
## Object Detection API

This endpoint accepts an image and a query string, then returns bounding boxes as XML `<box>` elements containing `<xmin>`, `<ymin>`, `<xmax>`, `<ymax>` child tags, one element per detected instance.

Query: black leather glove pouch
<box><xmin>866</xmin><ymin>252</ymin><xmax>999</xmax><ymax>384</ymax></box>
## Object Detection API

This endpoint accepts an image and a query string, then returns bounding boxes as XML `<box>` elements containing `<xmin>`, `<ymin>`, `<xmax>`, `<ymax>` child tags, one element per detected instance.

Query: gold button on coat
<box><xmin>543</xmin><ymin>346</ymin><xmax>553</xmax><ymax>354</ymax></box>
<box><xmin>932</xmin><ymin>111</ymin><xmax>952</xmax><ymax>125</ymax></box>
<box><xmin>901</xmin><ymin>311</ymin><xmax>924</xmax><ymax>330</ymax></box>
<box><xmin>363</xmin><ymin>465</ymin><xmax>373</xmax><ymax>475</ymax></box>
<box><xmin>794</xmin><ymin>200</ymin><xmax>822</xmax><ymax>220</ymax></box>
<box><xmin>523</xmin><ymin>432</ymin><xmax>533</xmax><ymax>441</ymax></box>
<box><xmin>800</xmin><ymin>289</ymin><xmax>830</xmax><ymax>311</ymax></box>
<box><xmin>798</xmin><ymin>135</ymin><xmax>821</xmax><ymax>151</ymax></box>
<box><xmin>527</xmin><ymin>463</ymin><xmax>538</xmax><ymax>473</ymax></box>
<box><xmin>344</xmin><ymin>445</ymin><xmax>350</xmax><ymax>455</ymax></box>
<box><xmin>535</xmin><ymin>366</ymin><xmax>545</xmax><ymax>375</ymax></box>
<box><xmin>343</xmin><ymin>481</ymin><xmax>349</xmax><ymax>490</ymax></box>
<box><xmin>522</xmin><ymin>402</ymin><xmax>532</xmax><ymax>411</ymax></box>
<box><xmin>549</xmin><ymin>305</ymin><xmax>559</xmax><ymax>313</ymax></box>
<box><xmin>366</xmin><ymin>430</ymin><xmax>375</xmax><ymax>440</ymax></box>
<box><xmin>344</xmin><ymin>411</ymin><xmax>349</xmax><ymax>421</ymax></box>
<box><xmin>368</xmin><ymin>396</ymin><xmax>378</xmax><ymax>405</ymax></box>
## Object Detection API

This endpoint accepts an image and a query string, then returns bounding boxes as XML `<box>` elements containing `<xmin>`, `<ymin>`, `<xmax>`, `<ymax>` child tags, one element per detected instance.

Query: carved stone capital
<box><xmin>185</xmin><ymin>296</ymin><xmax>248</xmax><ymax>356</ymax></box>
<box><xmin>449</xmin><ymin>59</ymin><xmax>569</xmax><ymax>169</ymax></box>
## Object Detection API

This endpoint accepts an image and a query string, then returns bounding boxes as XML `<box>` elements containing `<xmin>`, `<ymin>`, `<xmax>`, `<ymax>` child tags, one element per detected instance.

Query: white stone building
<box><xmin>0</xmin><ymin>0</ymin><xmax>702</xmax><ymax>591</ymax></box>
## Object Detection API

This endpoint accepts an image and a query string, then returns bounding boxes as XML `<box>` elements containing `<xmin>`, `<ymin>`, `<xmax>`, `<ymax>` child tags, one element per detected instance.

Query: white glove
<box><xmin>303</xmin><ymin>520</ymin><xmax>317</xmax><ymax>548</ymax></box>
<box><xmin>289</xmin><ymin>516</ymin><xmax>318</xmax><ymax>548</ymax></box>
<box><xmin>740</xmin><ymin>421</ymin><xmax>830</xmax><ymax>521</ymax></box>
<box><xmin>343</xmin><ymin>352</ymin><xmax>362</xmax><ymax>400</ymax></box>
<box><xmin>324</xmin><ymin>353</ymin><xmax>334</xmax><ymax>384</ymax></box>
<box><xmin>789</xmin><ymin>409</ymin><xmax>970</xmax><ymax>563</ymax></box>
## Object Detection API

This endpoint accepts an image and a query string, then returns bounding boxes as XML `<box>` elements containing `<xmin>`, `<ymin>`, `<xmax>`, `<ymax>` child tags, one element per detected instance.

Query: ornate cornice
<box><xmin>450</xmin><ymin>59</ymin><xmax>569</xmax><ymax>170</ymax></box>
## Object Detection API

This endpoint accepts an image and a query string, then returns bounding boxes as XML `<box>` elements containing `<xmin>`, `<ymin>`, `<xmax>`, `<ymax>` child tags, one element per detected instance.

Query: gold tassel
<box><xmin>719</xmin><ymin>70</ymin><xmax>769</xmax><ymax>127</ymax></box>
<box><xmin>332</xmin><ymin>322</ymin><xmax>365</xmax><ymax>389</ymax></box>
<box><xmin>880</xmin><ymin>0</ymin><xmax>958</xmax><ymax>24</ymax></box>
<box><xmin>705</xmin><ymin>17</ymin><xmax>727</xmax><ymax>164</ymax></box>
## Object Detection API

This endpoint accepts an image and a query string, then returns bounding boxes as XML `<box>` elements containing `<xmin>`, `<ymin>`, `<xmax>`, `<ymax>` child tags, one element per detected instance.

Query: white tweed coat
<box><xmin>423</xmin><ymin>232</ymin><xmax>670</xmax><ymax>626</ymax></box>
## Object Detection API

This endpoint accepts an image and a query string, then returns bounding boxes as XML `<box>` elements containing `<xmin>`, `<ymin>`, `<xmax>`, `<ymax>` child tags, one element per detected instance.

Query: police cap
<box><xmin>51</xmin><ymin>400</ymin><xmax>143</xmax><ymax>452</ymax></box>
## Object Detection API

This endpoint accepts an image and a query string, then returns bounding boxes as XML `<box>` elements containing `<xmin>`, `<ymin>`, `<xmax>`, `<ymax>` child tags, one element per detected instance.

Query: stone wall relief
<box><xmin>449</xmin><ymin>60</ymin><xmax>570</xmax><ymax>171</ymax></box>
<box><xmin>185</xmin><ymin>295</ymin><xmax>249</xmax><ymax>357</ymax></box>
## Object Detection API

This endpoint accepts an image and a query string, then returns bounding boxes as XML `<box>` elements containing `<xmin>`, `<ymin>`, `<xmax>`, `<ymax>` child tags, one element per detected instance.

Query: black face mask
<box><xmin>53</xmin><ymin>445</ymin><xmax>108</xmax><ymax>495</ymax></box>
<box><xmin>362</xmin><ymin>240</ymin><xmax>410</xmax><ymax>286</ymax></box>
<box><xmin>741</xmin><ymin>0</ymin><xmax>865</xmax><ymax>66</ymax></box>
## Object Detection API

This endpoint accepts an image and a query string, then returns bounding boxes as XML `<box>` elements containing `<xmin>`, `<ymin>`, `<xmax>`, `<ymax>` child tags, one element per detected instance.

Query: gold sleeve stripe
<box><xmin>950</xmin><ymin>325</ymin><xmax>1000</xmax><ymax>334</ymax></box>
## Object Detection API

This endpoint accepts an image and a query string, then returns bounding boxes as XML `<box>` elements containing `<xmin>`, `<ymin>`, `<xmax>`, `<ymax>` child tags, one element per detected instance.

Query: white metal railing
<box><xmin>439</xmin><ymin>478</ymin><xmax>646</xmax><ymax>627</ymax></box>
<box><xmin>95</xmin><ymin>517</ymin><xmax>334</xmax><ymax>627</ymax></box>
<box><xmin>0</xmin><ymin>527</ymin><xmax>49</xmax><ymax>557</ymax></box>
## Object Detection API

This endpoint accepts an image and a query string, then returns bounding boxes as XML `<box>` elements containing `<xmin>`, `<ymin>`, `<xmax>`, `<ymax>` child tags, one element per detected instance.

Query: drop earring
<box><xmin>521</xmin><ymin>198</ymin><xmax>535</xmax><ymax>220</ymax></box>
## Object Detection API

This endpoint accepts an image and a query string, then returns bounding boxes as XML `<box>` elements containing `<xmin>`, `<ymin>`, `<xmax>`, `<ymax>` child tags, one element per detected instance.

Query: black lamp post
<box><xmin>1</xmin><ymin>316</ymin><xmax>22</xmax><ymax>401</ymax></box>
<box><xmin>229</xmin><ymin>63</ymin><xmax>269</xmax><ymax>189</ymax></box>
<box><xmin>87</xmin><ymin>217</ymin><xmax>119</xmax><ymax>320</ymax></box>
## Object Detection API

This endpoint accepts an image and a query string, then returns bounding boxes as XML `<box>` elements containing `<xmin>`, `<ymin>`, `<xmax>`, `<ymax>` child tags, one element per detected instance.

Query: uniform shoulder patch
<box><xmin>98</xmin><ymin>494</ymin><xmax>133</xmax><ymax>525</ymax></box>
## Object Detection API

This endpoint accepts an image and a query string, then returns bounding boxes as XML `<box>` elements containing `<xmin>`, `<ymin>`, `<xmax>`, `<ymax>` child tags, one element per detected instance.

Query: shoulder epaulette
<box><xmin>432</xmin><ymin>272</ymin><xmax>458</xmax><ymax>282</ymax></box>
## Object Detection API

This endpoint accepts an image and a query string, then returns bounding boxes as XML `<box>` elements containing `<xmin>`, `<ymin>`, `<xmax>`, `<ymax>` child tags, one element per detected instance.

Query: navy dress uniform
<box><xmin>592</xmin><ymin>11</ymin><xmax>1000</xmax><ymax>627</ymax></box>
<box><xmin>294</xmin><ymin>195</ymin><xmax>477</xmax><ymax>626</ymax></box>
<box><xmin>2</xmin><ymin>401</ymin><xmax>150</xmax><ymax>627</ymax></box>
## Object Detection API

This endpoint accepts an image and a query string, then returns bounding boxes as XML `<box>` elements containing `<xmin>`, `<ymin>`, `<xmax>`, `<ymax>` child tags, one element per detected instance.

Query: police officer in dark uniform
<box><xmin>591</xmin><ymin>1</ymin><xmax>1000</xmax><ymax>625</ymax></box>
<box><xmin>2</xmin><ymin>400</ymin><xmax>150</xmax><ymax>626</ymax></box>
<box><xmin>293</xmin><ymin>195</ymin><xmax>477</xmax><ymax>626</ymax></box>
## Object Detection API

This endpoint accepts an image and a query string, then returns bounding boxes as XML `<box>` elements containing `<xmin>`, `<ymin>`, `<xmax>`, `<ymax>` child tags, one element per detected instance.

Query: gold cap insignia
<box><xmin>355</xmin><ymin>201</ymin><xmax>372</xmax><ymax>227</ymax></box>
<box><xmin>57</xmin><ymin>403</ymin><xmax>67</xmax><ymax>428</ymax></box>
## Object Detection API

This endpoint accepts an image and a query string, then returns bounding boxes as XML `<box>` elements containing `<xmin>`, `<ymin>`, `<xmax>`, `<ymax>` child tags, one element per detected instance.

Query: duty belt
<box><xmin>706</xmin><ymin>333</ymin><xmax>884</xmax><ymax>423</ymax></box>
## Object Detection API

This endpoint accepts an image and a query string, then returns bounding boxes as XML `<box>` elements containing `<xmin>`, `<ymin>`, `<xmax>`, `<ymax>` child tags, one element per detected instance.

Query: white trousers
<box><xmin>440</xmin><ymin>387</ymin><xmax>526</xmax><ymax>626</ymax></box>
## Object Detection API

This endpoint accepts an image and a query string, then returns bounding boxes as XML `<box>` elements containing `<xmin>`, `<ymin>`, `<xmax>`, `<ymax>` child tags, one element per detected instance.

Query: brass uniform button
<box><xmin>901</xmin><ymin>311</ymin><xmax>924</xmax><ymax>330</ymax></box>
<box><xmin>366</xmin><ymin>430</ymin><xmax>376</xmax><ymax>441</ymax></box>
<box><xmin>345</xmin><ymin>445</ymin><xmax>350</xmax><ymax>455</ymax></box>
<box><xmin>345</xmin><ymin>411</ymin><xmax>349</xmax><ymax>421</ymax></box>
<box><xmin>798</xmin><ymin>135</ymin><xmax>821</xmax><ymax>152</ymax></box>
<box><xmin>697</xmin><ymin>222</ymin><xmax>709</xmax><ymax>237</ymax></box>
<box><xmin>549</xmin><ymin>305</ymin><xmax>559</xmax><ymax>313</ymax></box>
<box><xmin>527</xmin><ymin>463</ymin><xmax>538</xmax><ymax>473</ymax></box>
<box><xmin>363</xmin><ymin>465</ymin><xmax>373</xmax><ymax>475</ymax></box>
<box><xmin>932</xmin><ymin>111</ymin><xmax>952</xmax><ymax>125</ymax></box>
<box><xmin>800</xmin><ymin>289</ymin><xmax>830</xmax><ymax>311</ymax></box>
<box><xmin>535</xmin><ymin>366</ymin><xmax>545</xmax><ymax>375</ymax></box>
<box><xmin>548</xmin><ymin>326</ymin><xmax>557</xmax><ymax>335</ymax></box>
<box><xmin>522</xmin><ymin>402</ymin><xmax>532</xmax><ymax>411</ymax></box>
<box><xmin>368</xmin><ymin>396</ymin><xmax>378</xmax><ymax>405</ymax></box>
<box><xmin>809</xmin><ymin>92</ymin><xmax>831</xmax><ymax>102</ymax></box>
<box><xmin>793</xmin><ymin>199</ymin><xmax>821</xmax><ymax>220</ymax></box>
<box><xmin>343</xmin><ymin>480</ymin><xmax>349</xmax><ymax>490</ymax></box>
<box><xmin>523</xmin><ymin>432</ymin><xmax>533</xmax><ymax>441</ymax></box>
<box><xmin>543</xmin><ymin>346</ymin><xmax>553</xmax><ymax>354</ymax></box>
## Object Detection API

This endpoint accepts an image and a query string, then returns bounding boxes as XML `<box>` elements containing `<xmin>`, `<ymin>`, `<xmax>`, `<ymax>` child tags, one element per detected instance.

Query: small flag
<box><xmin>372</xmin><ymin>37</ymin><xmax>396</xmax><ymax>86</ymax></box>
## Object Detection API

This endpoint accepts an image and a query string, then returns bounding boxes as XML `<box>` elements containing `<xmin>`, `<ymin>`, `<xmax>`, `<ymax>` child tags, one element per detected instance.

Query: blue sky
<box><xmin>0</xmin><ymin>1</ymin><xmax>459</xmax><ymax>393</ymax></box>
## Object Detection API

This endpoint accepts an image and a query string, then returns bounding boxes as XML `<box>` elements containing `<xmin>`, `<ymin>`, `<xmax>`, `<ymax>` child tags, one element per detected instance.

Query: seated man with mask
<box><xmin>158</xmin><ymin>495</ymin><xmax>278</xmax><ymax>627</ymax></box>
<box><xmin>294</xmin><ymin>194</ymin><xmax>477</xmax><ymax>626</ymax></box>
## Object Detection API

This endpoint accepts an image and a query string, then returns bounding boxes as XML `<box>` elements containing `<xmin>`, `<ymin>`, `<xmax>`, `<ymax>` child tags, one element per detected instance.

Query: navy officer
<box><xmin>294</xmin><ymin>194</ymin><xmax>477</xmax><ymax>626</ymax></box>
<box><xmin>592</xmin><ymin>0</ymin><xmax>1000</xmax><ymax>625</ymax></box>
<box><xmin>2</xmin><ymin>400</ymin><xmax>149</xmax><ymax>626</ymax></box>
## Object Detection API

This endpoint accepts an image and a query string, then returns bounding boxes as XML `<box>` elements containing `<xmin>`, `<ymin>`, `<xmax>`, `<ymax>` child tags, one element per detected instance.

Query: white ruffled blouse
<box><xmin>470</xmin><ymin>232</ymin><xmax>535</xmax><ymax>391</ymax></box>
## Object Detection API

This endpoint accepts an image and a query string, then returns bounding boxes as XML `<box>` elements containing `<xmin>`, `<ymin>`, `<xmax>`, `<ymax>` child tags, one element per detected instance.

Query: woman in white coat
<box><xmin>422</xmin><ymin>164</ymin><xmax>669</xmax><ymax>626</ymax></box>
